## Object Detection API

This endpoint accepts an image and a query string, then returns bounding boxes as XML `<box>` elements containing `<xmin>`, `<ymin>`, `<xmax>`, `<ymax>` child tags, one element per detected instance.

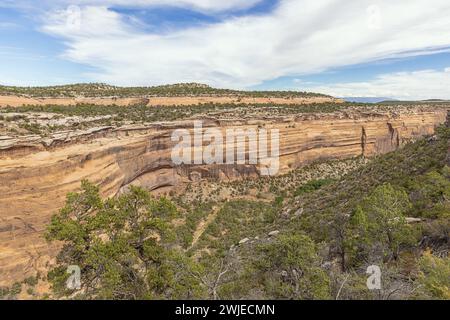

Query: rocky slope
<box><xmin>0</xmin><ymin>107</ymin><xmax>447</xmax><ymax>285</ymax></box>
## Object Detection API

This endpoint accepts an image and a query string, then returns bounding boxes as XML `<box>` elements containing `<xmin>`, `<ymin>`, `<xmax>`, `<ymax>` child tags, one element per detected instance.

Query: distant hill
<box><xmin>421</xmin><ymin>99</ymin><xmax>450</xmax><ymax>102</ymax></box>
<box><xmin>343</xmin><ymin>97</ymin><xmax>396</xmax><ymax>103</ymax></box>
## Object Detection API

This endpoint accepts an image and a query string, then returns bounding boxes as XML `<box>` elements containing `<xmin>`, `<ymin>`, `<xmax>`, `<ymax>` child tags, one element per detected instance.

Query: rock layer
<box><xmin>0</xmin><ymin>109</ymin><xmax>447</xmax><ymax>285</ymax></box>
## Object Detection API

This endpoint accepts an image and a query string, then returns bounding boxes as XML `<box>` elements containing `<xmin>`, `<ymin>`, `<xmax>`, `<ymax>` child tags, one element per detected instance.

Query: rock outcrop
<box><xmin>0</xmin><ymin>108</ymin><xmax>447</xmax><ymax>285</ymax></box>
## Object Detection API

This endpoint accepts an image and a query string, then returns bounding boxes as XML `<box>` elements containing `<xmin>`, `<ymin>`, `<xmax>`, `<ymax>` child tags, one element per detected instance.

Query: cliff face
<box><xmin>0</xmin><ymin>109</ymin><xmax>447</xmax><ymax>285</ymax></box>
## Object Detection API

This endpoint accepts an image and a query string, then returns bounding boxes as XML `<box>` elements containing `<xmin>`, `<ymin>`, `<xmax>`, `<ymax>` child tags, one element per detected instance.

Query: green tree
<box><xmin>409</xmin><ymin>167</ymin><xmax>450</xmax><ymax>219</ymax></box>
<box><xmin>353</xmin><ymin>183</ymin><xmax>414</xmax><ymax>262</ymax></box>
<box><xmin>46</xmin><ymin>180</ymin><xmax>206</xmax><ymax>299</ymax></box>
<box><xmin>416</xmin><ymin>251</ymin><xmax>450</xmax><ymax>300</ymax></box>
<box><xmin>254</xmin><ymin>234</ymin><xmax>330</xmax><ymax>300</ymax></box>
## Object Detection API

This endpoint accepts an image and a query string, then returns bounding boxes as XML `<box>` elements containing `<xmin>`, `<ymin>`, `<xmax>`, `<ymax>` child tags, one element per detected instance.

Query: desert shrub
<box><xmin>253</xmin><ymin>234</ymin><xmax>330</xmax><ymax>299</ymax></box>
<box><xmin>294</xmin><ymin>179</ymin><xmax>334</xmax><ymax>197</ymax></box>
<box><xmin>23</xmin><ymin>276</ymin><xmax>38</xmax><ymax>287</ymax></box>
<box><xmin>416</xmin><ymin>251</ymin><xmax>450</xmax><ymax>300</ymax></box>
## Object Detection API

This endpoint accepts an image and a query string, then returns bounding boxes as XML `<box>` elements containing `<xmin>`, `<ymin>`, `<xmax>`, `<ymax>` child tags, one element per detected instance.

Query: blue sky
<box><xmin>1</xmin><ymin>0</ymin><xmax>450</xmax><ymax>99</ymax></box>
<box><xmin>0</xmin><ymin>5</ymin><xmax>94</xmax><ymax>85</ymax></box>
<box><xmin>253</xmin><ymin>52</ymin><xmax>450</xmax><ymax>90</ymax></box>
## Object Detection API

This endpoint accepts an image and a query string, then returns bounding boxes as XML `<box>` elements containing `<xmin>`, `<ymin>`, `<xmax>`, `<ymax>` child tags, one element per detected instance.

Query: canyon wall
<box><xmin>0</xmin><ymin>109</ymin><xmax>447</xmax><ymax>285</ymax></box>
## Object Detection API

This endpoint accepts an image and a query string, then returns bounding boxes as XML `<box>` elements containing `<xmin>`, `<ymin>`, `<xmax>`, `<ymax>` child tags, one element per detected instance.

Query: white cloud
<box><xmin>301</xmin><ymin>68</ymin><xmax>450</xmax><ymax>100</ymax></box>
<box><xmin>39</xmin><ymin>0</ymin><xmax>450</xmax><ymax>89</ymax></box>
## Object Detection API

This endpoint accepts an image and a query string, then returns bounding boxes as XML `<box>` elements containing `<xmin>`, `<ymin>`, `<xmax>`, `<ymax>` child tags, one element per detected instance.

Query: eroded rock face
<box><xmin>0</xmin><ymin>109</ymin><xmax>447</xmax><ymax>285</ymax></box>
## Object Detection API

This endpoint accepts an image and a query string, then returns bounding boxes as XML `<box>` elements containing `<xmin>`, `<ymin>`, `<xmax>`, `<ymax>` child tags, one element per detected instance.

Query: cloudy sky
<box><xmin>1</xmin><ymin>0</ymin><xmax>450</xmax><ymax>99</ymax></box>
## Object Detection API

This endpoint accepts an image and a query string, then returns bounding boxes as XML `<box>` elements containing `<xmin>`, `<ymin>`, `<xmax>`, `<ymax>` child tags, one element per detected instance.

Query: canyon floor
<box><xmin>0</xmin><ymin>84</ymin><xmax>448</xmax><ymax>300</ymax></box>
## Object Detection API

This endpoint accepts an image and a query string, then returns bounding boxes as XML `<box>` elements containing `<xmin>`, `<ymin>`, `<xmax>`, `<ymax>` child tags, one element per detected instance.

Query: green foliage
<box><xmin>293</xmin><ymin>179</ymin><xmax>334</xmax><ymax>197</ymax></box>
<box><xmin>9</xmin><ymin>282</ymin><xmax>22</xmax><ymax>297</ymax></box>
<box><xmin>23</xmin><ymin>276</ymin><xmax>38</xmax><ymax>287</ymax></box>
<box><xmin>0</xmin><ymin>283</ymin><xmax>24</xmax><ymax>300</ymax></box>
<box><xmin>417</xmin><ymin>251</ymin><xmax>450</xmax><ymax>300</ymax></box>
<box><xmin>309</xmin><ymin>183</ymin><xmax>415</xmax><ymax>272</ymax></box>
<box><xmin>408</xmin><ymin>167</ymin><xmax>450</xmax><ymax>219</ymax></box>
<box><xmin>254</xmin><ymin>234</ymin><xmax>330</xmax><ymax>299</ymax></box>
<box><xmin>0</xmin><ymin>287</ymin><xmax>9</xmax><ymax>299</ymax></box>
<box><xmin>18</xmin><ymin>122</ymin><xmax>44</xmax><ymax>134</ymax></box>
<box><xmin>46</xmin><ymin>180</ymin><xmax>205</xmax><ymax>300</ymax></box>
<box><xmin>355</xmin><ymin>183</ymin><xmax>414</xmax><ymax>261</ymax></box>
<box><xmin>196</xmin><ymin>200</ymin><xmax>277</xmax><ymax>253</ymax></box>
<box><xmin>176</xmin><ymin>202</ymin><xmax>215</xmax><ymax>248</ymax></box>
